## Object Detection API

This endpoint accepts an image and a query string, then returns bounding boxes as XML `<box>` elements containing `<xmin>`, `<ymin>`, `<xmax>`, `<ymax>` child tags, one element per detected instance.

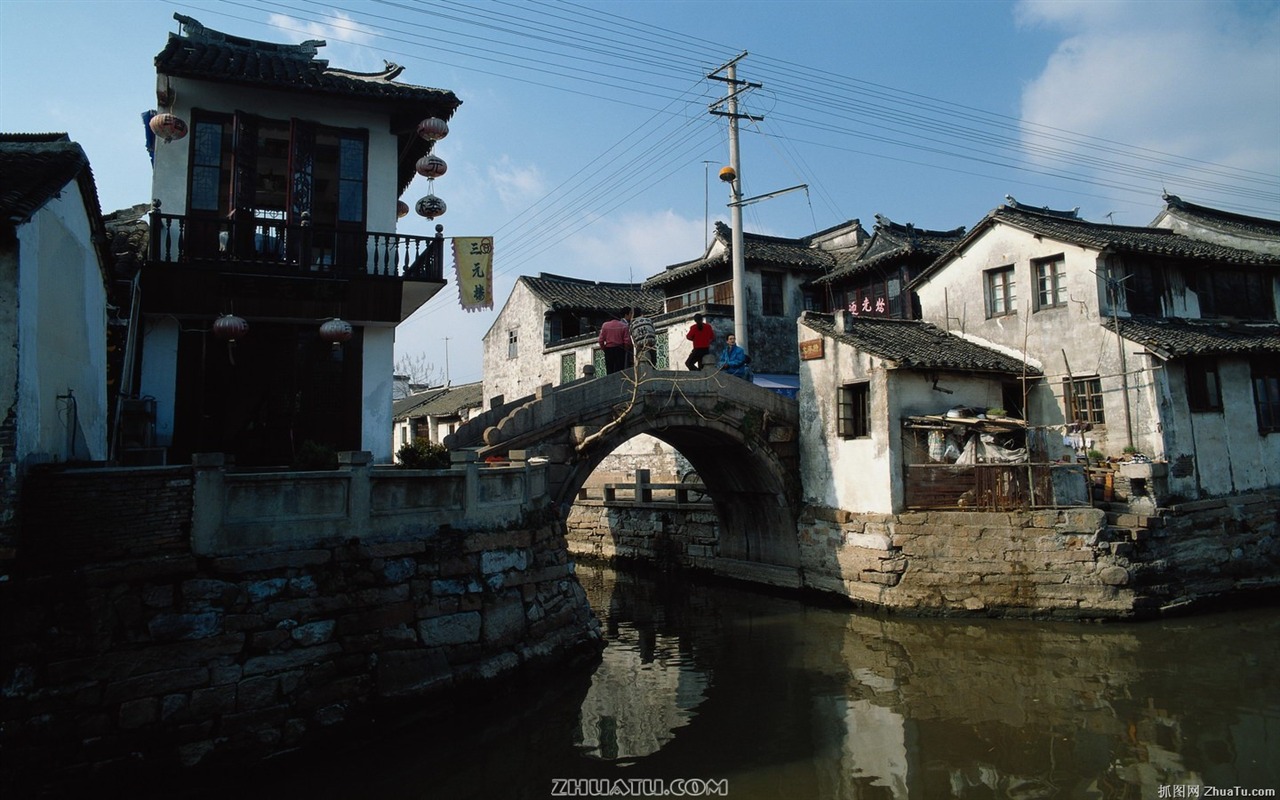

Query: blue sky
<box><xmin>3</xmin><ymin>0</ymin><xmax>1278</xmax><ymax>385</ymax></box>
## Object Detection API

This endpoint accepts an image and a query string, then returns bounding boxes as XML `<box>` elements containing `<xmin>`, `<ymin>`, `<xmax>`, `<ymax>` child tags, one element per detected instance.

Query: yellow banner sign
<box><xmin>453</xmin><ymin>237</ymin><xmax>494</xmax><ymax>312</ymax></box>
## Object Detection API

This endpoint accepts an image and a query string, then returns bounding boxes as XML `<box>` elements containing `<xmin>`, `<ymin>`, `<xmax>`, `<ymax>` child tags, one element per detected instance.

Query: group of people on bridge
<box><xmin>597</xmin><ymin>308</ymin><xmax>752</xmax><ymax>380</ymax></box>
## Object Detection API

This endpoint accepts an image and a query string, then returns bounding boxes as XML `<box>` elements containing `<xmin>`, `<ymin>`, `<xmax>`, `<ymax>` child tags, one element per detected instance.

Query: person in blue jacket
<box><xmin>718</xmin><ymin>334</ymin><xmax>752</xmax><ymax>380</ymax></box>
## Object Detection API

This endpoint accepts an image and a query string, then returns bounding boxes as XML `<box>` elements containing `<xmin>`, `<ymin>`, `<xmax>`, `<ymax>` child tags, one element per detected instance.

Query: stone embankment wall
<box><xmin>1</xmin><ymin>465</ymin><xmax>601</xmax><ymax>793</ymax></box>
<box><xmin>567</xmin><ymin>491</ymin><xmax>1280</xmax><ymax>618</ymax></box>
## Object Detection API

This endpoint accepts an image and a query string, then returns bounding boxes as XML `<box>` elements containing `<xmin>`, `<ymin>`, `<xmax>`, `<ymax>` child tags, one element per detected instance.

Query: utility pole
<box><xmin>708</xmin><ymin>53</ymin><xmax>762</xmax><ymax>352</ymax></box>
<box><xmin>443</xmin><ymin>337</ymin><xmax>451</xmax><ymax>388</ymax></box>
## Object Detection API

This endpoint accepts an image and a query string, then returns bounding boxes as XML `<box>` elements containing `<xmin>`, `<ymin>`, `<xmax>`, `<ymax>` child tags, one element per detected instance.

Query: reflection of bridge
<box><xmin>446</xmin><ymin>365</ymin><xmax>801</xmax><ymax>578</ymax></box>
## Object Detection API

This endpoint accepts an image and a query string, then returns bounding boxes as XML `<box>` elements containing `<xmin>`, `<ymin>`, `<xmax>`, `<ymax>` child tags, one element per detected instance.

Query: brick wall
<box><xmin>20</xmin><ymin>465</ymin><xmax>193</xmax><ymax>565</ymax></box>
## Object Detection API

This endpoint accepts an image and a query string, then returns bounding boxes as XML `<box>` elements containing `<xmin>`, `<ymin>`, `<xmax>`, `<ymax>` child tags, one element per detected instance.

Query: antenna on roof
<box><xmin>1105</xmin><ymin>211</ymin><xmax>1116</xmax><ymax>223</ymax></box>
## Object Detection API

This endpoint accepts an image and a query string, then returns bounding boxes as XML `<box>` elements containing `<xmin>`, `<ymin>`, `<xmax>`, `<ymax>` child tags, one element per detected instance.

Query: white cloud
<box><xmin>560</xmin><ymin>209</ymin><xmax>707</xmax><ymax>284</ymax></box>
<box><xmin>266</xmin><ymin>12</ymin><xmax>376</xmax><ymax>46</ymax></box>
<box><xmin>1014</xmin><ymin>0</ymin><xmax>1280</xmax><ymax>211</ymax></box>
<box><xmin>487</xmin><ymin>156</ymin><xmax>549</xmax><ymax>210</ymax></box>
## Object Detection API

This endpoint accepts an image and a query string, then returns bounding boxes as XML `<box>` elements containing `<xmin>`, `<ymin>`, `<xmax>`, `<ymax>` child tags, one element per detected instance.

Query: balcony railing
<box><xmin>666</xmin><ymin>279</ymin><xmax>734</xmax><ymax>312</ymax></box>
<box><xmin>148</xmin><ymin>209</ymin><xmax>444</xmax><ymax>282</ymax></box>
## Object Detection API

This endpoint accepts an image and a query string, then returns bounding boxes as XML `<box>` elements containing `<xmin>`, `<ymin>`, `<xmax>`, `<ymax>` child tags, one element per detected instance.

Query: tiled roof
<box><xmin>644</xmin><ymin>221</ymin><xmax>836</xmax><ymax>288</ymax></box>
<box><xmin>800</xmin><ymin>312</ymin><xmax>1039</xmax><ymax>376</ymax></box>
<box><xmin>392</xmin><ymin>387</ymin><xmax>448</xmax><ymax>420</ymax></box>
<box><xmin>0</xmin><ymin>134</ymin><xmax>95</xmax><ymax>224</ymax></box>
<box><xmin>915</xmin><ymin>203</ymin><xmax>1280</xmax><ymax>288</ymax></box>
<box><xmin>815</xmin><ymin>215</ymin><xmax>965</xmax><ymax>285</ymax></box>
<box><xmin>1159</xmin><ymin>193</ymin><xmax>1280</xmax><ymax>239</ymax></box>
<box><xmin>155</xmin><ymin>15</ymin><xmax>461</xmax><ymax>197</ymax></box>
<box><xmin>399</xmin><ymin>382</ymin><xmax>484</xmax><ymax>420</ymax></box>
<box><xmin>156</xmin><ymin>15</ymin><xmax>461</xmax><ymax>110</ymax></box>
<box><xmin>523</xmin><ymin>273</ymin><xmax>662</xmax><ymax>315</ymax></box>
<box><xmin>1106</xmin><ymin>316</ymin><xmax>1280</xmax><ymax>360</ymax></box>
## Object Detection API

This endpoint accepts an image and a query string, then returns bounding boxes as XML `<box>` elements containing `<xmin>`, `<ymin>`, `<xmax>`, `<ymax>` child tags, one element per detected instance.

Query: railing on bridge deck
<box><xmin>148</xmin><ymin>209</ymin><xmax>444</xmax><ymax>280</ymax></box>
<box><xmin>581</xmin><ymin>469</ymin><xmax>712</xmax><ymax>507</ymax></box>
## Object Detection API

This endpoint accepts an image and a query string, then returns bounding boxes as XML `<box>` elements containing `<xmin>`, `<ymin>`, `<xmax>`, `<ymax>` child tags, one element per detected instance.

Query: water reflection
<box><xmin>573</xmin><ymin>563</ymin><xmax>1279</xmax><ymax>799</ymax></box>
<box><xmin>159</xmin><ymin>563</ymin><xmax>1280</xmax><ymax>799</ymax></box>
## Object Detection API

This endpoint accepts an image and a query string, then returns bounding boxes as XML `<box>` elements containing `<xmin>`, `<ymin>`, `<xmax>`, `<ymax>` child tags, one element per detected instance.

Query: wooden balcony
<box><xmin>142</xmin><ymin>210</ymin><xmax>447</xmax><ymax>324</ymax></box>
<box><xmin>147</xmin><ymin>210</ymin><xmax>444</xmax><ymax>281</ymax></box>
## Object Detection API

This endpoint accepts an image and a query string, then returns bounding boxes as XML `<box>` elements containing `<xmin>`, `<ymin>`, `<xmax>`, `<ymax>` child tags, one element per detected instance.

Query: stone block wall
<box><xmin>566</xmin><ymin>490</ymin><xmax>1280</xmax><ymax>620</ymax></box>
<box><xmin>0</xmin><ymin>520</ymin><xmax>601</xmax><ymax>792</ymax></box>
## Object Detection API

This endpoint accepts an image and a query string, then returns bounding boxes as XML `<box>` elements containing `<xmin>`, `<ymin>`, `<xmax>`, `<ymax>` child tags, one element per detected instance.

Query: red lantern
<box><xmin>149</xmin><ymin>113</ymin><xmax>189</xmax><ymax>143</ymax></box>
<box><xmin>415</xmin><ymin>195</ymin><xmax>446</xmax><ymax>220</ymax></box>
<box><xmin>319</xmin><ymin>318</ymin><xmax>353</xmax><ymax>349</ymax></box>
<box><xmin>417</xmin><ymin>117</ymin><xmax>449</xmax><ymax>142</ymax></box>
<box><xmin>397</xmin><ymin>200</ymin><xmax>409</xmax><ymax>219</ymax></box>
<box><xmin>212</xmin><ymin>314</ymin><xmax>248</xmax><ymax>343</ymax></box>
<box><xmin>415</xmin><ymin>154</ymin><xmax>447</xmax><ymax>179</ymax></box>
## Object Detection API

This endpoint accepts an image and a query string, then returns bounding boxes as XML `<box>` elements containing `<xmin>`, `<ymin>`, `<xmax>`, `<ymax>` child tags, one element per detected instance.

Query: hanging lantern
<box><xmin>417</xmin><ymin>117</ymin><xmax>449</xmax><ymax>141</ymax></box>
<box><xmin>415</xmin><ymin>154</ymin><xmax>447</xmax><ymax>179</ymax></box>
<box><xmin>212</xmin><ymin>314</ymin><xmax>248</xmax><ymax>343</ymax></box>
<box><xmin>319</xmin><ymin>318</ymin><xmax>353</xmax><ymax>349</ymax></box>
<box><xmin>149</xmin><ymin>113</ymin><xmax>189</xmax><ymax>143</ymax></box>
<box><xmin>397</xmin><ymin>200</ymin><xmax>409</xmax><ymax>219</ymax></box>
<box><xmin>415</xmin><ymin>195</ymin><xmax>446</xmax><ymax>220</ymax></box>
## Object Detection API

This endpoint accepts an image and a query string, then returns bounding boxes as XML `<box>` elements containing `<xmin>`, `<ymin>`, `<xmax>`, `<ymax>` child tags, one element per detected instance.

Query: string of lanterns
<box><xmin>211</xmin><ymin>314</ymin><xmax>354</xmax><ymax>352</ymax></box>
<box><xmin>412</xmin><ymin>117</ymin><xmax>448</xmax><ymax>220</ymax></box>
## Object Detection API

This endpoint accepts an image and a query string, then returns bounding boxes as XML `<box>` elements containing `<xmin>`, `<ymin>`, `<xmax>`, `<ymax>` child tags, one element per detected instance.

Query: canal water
<box><xmin>176</xmin><ymin>562</ymin><xmax>1278</xmax><ymax>799</ymax></box>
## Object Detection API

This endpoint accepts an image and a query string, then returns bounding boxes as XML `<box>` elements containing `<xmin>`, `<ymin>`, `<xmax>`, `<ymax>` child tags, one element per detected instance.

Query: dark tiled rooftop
<box><xmin>1107</xmin><ymin>316</ymin><xmax>1280</xmax><ymax>359</ymax></box>
<box><xmin>523</xmin><ymin>273</ymin><xmax>662</xmax><ymax>315</ymax></box>
<box><xmin>396</xmin><ymin>382</ymin><xmax>484</xmax><ymax>420</ymax></box>
<box><xmin>800</xmin><ymin>312</ymin><xmax>1039</xmax><ymax>376</ymax></box>
<box><xmin>0</xmin><ymin>134</ymin><xmax>94</xmax><ymax>224</ymax></box>
<box><xmin>815</xmin><ymin>215</ymin><xmax>965</xmax><ymax>285</ymax></box>
<box><xmin>156</xmin><ymin>15</ymin><xmax>461</xmax><ymax>111</ymax></box>
<box><xmin>645</xmin><ymin>221</ymin><xmax>836</xmax><ymax>288</ymax></box>
<box><xmin>915</xmin><ymin>204</ymin><xmax>1280</xmax><ymax>288</ymax></box>
<box><xmin>1160</xmin><ymin>193</ymin><xmax>1280</xmax><ymax>239</ymax></box>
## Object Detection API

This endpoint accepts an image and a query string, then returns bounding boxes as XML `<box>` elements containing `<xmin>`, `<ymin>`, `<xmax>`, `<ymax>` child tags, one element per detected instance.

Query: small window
<box><xmin>656</xmin><ymin>333</ymin><xmax>669</xmax><ymax>369</ymax></box>
<box><xmin>1034</xmin><ymin>255</ymin><xmax>1066</xmax><ymax>310</ymax></box>
<box><xmin>1185</xmin><ymin>357</ymin><xmax>1222</xmax><ymax>412</ymax></box>
<box><xmin>593</xmin><ymin>348</ymin><xmax>606</xmax><ymax>377</ymax></box>
<box><xmin>838</xmin><ymin>383</ymin><xmax>871</xmax><ymax>439</ymax></box>
<box><xmin>560</xmin><ymin>352</ymin><xmax>576</xmax><ymax>384</ymax></box>
<box><xmin>507</xmin><ymin>330</ymin><xmax>518</xmax><ymax>359</ymax></box>
<box><xmin>985</xmin><ymin>266</ymin><xmax>1016</xmax><ymax>318</ymax></box>
<box><xmin>1252</xmin><ymin>358</ymin><xmax>1280</xmax><ymax>433</ymax></box>
<box><xmin>1063</xmin><ymin>376</ymin><xmax>1105</xmax><ymax>425</ymax></box>
<box><xmin>762</xmin><ymin>272</ymin><xmax>785</xmax><ymax>317</ymax></box>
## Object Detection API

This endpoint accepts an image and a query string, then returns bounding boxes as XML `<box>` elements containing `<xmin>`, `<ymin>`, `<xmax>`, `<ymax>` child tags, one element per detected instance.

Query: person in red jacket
<box><xmin>598</xmin><ymin>307</ymin><xmax>633</xmax><ymax>374</ymax></box>
<box><xmin>684</xmin><ymin>313</ymin><xmax>715</xmax><ymax>370</ymax></box>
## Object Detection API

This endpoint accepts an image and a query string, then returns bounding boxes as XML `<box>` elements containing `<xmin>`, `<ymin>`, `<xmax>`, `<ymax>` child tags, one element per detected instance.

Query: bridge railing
<box><xmin>190</xmin><ymin>451</ymin><xmax>548</xmax><ymax>554</ymax></box>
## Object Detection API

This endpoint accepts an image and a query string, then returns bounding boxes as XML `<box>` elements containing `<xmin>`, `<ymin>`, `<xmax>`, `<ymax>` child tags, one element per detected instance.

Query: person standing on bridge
<box><xmin>598</xmin><ymin>307</ymin><xmax>633</xmax><ymax>374</ymax></box>
<box><xmin>718</xmin><ymin>333</ymin><xmax>752</xmax><ymax>380</ymax></box>
<box><xmin>684</xmin><ymin>313</ymin><xmax>715</xmax><ymax>370</ymax></box>
<box><xmin>630</xmin><ymin>306</ymin><xmax>657</xmax><ymax>367</ymax></box>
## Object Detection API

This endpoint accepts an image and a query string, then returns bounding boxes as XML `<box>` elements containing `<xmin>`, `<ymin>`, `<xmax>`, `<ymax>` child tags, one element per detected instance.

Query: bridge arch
<box><xmin>447</xmin><ymin>368</ymin><xmax>803</xmax><ymax>579</ymax></box>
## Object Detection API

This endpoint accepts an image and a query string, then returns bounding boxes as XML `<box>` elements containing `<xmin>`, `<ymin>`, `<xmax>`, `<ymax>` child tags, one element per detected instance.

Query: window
<box><xmin>560</xmin><ymin>352</ymin><xmax>576</xmax><ymax>384</ymax></box>
<box><xmin>189</xmin><ymin>116</ymin><xmax>230</xmax><ymax>212</ymax></box>
<box><xmin>838</xmin><ymin>383</ymin><xmax>871</xmax><ymax>439</ymax></box>
<box><xmin>985</xmin><ymin>266</ymin><xmax>1016</xmax><ymax>317</ymax></box>
<box><xmin>1253</xmin><ymin>358</ymin><xmax>1280</xmax><ymax>432</ymax></box>
<box><xmin>593</xmin><ymin>348</ymin><xmax>606</xmax><ymax>377</ymax></box>
<box><xmin>1034</xmin><ymin>255</ymin><xmax>1066</xmax><ymax>310</ymax></box>
<box><xmin>1063</xmin><ymin>376</ymin><xmax>1105</xmax><ymax>425</ymax></box>
<box><xmin>655</xmin><ymin>333</ymin><xmax>669</xmax><ymax>369</ymax></box>
<box><xmin>761</xmin><ymin>272</ymin><xmax>785</xmax><ymax>316</ymax></box>
<box><xmin>507</xmin><ymin>330</ymin><xmax>518</xmax><ymax>359</ymax></box>
<box><xmin>1185</xmin><ymin>357</ymin><xmax>1222</xmax><ymax>412</ymax></box>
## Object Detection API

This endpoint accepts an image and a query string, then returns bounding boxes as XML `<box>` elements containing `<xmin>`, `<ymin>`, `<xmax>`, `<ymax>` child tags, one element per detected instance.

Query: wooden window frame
<box><xmin>838</xmin><ymin>382</ymin><xmax>871</xmax><ymax>439</ymax></box>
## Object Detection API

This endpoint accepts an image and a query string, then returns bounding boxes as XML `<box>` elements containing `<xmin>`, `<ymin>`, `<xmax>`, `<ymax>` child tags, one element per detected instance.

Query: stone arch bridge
<box><xmin>445</xmin><ymin>366</ymin><xmax>802</xmax><ymax>581</ymax></box>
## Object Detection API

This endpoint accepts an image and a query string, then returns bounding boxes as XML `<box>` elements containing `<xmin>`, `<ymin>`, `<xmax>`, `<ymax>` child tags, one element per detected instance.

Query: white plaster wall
<box><xmin>799</xmin><ymin>336</ymin><xmax>895</xmax><ymax>513</ymax></box>
<box><xmin>363</xmin><ymin>327</ymin><xmax>395</xmax><ymax>463</ymax></box>
<box><xmin>482</xmin><ymin>281</ymin><xmax>548</xmax><ymax>404</ymax></box>
<box><xmin>138</xmin><ymin>317</ymin><xmax>180</xmax><ymax>447</ymax></box>
<box><xmin>14</xmin><ymin>184</ymin><xmax>108</xmax><ymax>463</ymax></box>
<box><xmin>154</xmin><ymin>76</ymin><xmax>401</xmax><ymax>236</ymax></box>
<box><xmin>915</xmin><ymin>227</ymin><xmax>1150</xmax><ymax>455</ymax></box>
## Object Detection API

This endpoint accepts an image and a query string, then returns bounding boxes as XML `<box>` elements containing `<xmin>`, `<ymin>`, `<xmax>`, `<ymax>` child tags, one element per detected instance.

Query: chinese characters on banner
<box><xmin>453</xmin><ymin>237</ymin><xmax>494</xmax><ymax>312</ymax></box>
